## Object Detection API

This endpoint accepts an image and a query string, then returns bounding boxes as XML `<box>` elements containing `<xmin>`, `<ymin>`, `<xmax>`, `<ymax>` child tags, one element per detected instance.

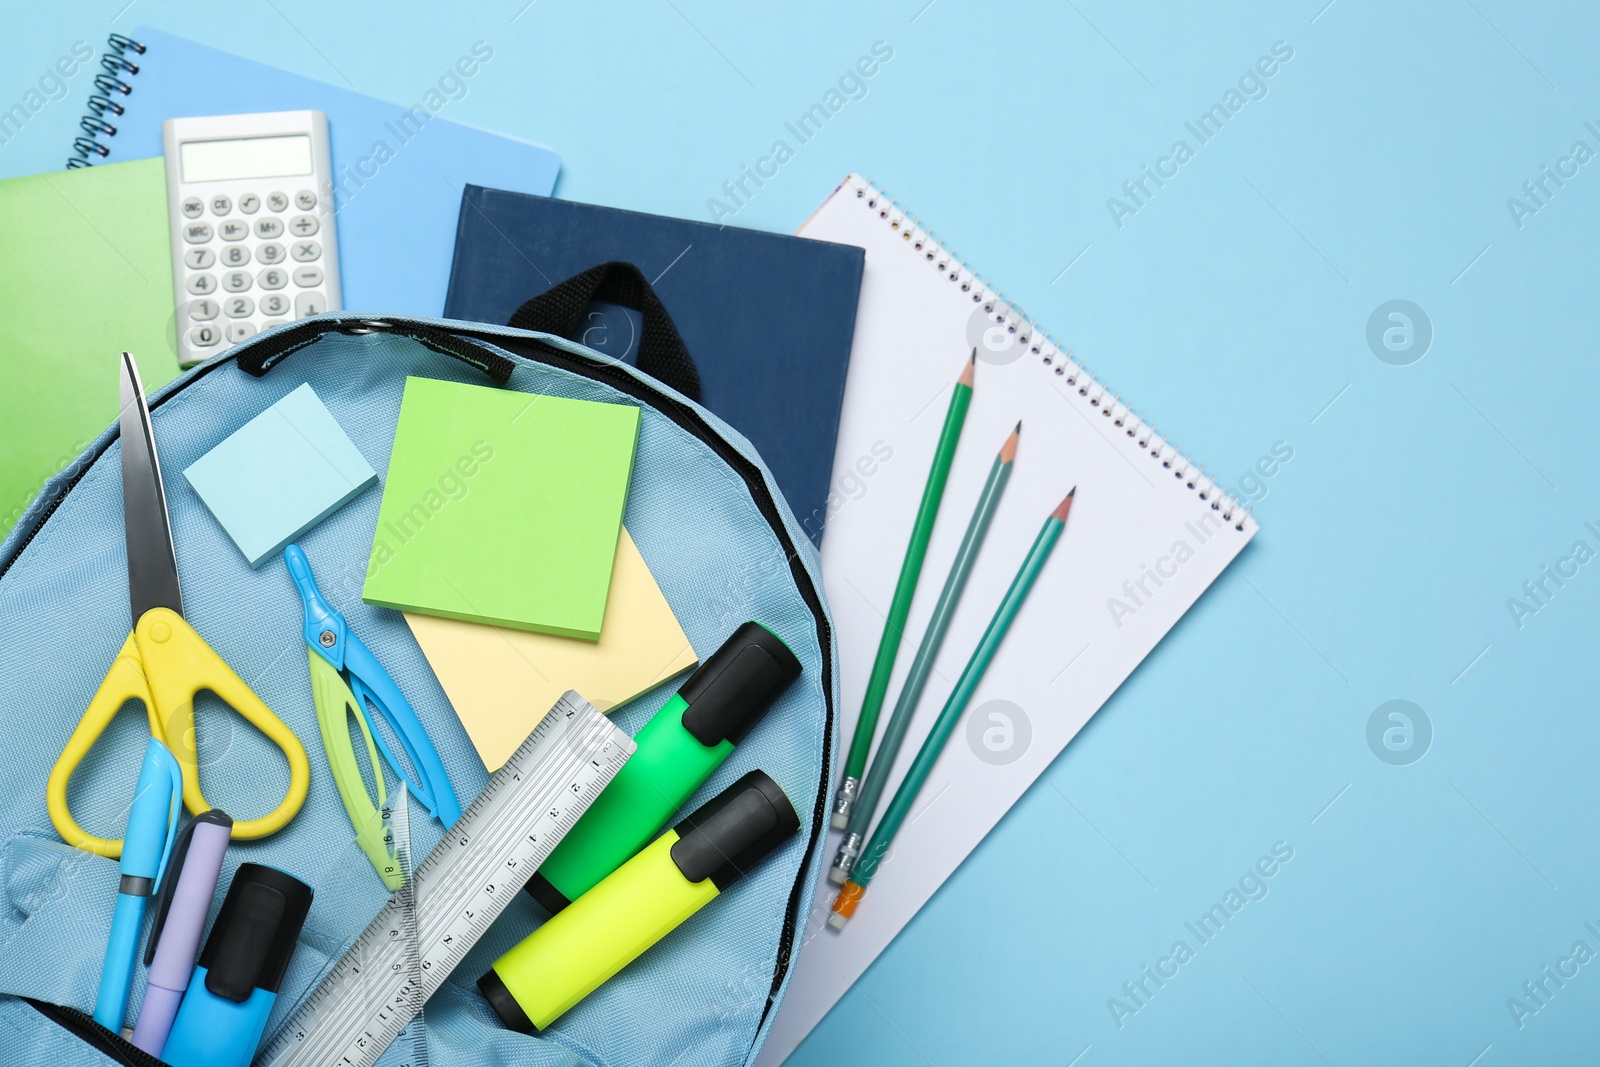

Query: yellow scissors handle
<box><xmin>47</xmin><ymin>633</ymin><xmax>154</xmax><ymax>856</ymax></box>
<box><xmin>48</xmin><ymin>608</ymin><xmax>311</xmax><ymax>854</ymax></box>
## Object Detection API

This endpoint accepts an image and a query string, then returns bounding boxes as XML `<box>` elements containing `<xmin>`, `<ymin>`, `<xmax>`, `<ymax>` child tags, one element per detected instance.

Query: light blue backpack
<box><xmin>0</xmin><ymin>316</ymin><xmax>838</xmax><ymax>1066</ymax></box>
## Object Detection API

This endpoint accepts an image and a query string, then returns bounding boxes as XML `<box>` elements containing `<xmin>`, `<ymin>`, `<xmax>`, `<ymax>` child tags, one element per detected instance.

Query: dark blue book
<box><xmin>444</xmin><ymin>185</ymin><xmax>864</xmax><ymax>542</ymax></box>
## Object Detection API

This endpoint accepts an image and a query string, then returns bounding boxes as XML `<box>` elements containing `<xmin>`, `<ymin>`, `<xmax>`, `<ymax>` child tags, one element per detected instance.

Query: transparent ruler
<box><xmin>256</xmin><ymin>693</ymin><xmax>634</xmax><ymax>1067</ymax></box>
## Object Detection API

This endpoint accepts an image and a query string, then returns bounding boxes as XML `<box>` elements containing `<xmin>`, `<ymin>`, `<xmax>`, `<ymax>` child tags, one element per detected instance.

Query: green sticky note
<box><xmin>0</xmin><ymin>159</ymin><xmax>178</xmax><ymax>540</ymax></box>
<box><xmin>184</xmin><ymin>383</ymin><xmax>378</xmax><ymax>566</ymax></box>
<box><xmin>364</xmin><ymin>377</ymin><xmax>640</xmax><ymax>640</ymax></box>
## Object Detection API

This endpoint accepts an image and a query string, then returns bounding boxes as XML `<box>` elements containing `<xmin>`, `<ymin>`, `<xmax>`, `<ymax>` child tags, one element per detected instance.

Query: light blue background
<box><xmin>5</xmin><ymin>1</ymin><xmax>1598</xmax><ymax>1063</ymax></box>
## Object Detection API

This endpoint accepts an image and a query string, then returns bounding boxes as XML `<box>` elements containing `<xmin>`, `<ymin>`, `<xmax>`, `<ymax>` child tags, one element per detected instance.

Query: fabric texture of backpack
<box><xmin>0</xmin><ymin>314</ymin><xmax>839</xmax><ymax>1067</ymax></box>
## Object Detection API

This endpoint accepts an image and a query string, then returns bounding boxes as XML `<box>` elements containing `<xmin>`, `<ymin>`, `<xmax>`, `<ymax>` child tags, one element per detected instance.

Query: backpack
<box><xmin>0</xmin><ymin>314</ymin><xmax>838</xmax><ymax>1067</ymax></box>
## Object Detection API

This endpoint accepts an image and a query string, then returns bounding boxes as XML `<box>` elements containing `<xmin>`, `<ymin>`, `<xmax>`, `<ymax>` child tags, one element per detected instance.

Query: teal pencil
<box><xmin>829</xmin><ymin>487</ymin><xmax>1076</xmax><ymax>930</ymax></box>
<box><xmin>829</xmin><ymin>422</ymin><xmax>1020</xmax><ymax>886</ymax></box>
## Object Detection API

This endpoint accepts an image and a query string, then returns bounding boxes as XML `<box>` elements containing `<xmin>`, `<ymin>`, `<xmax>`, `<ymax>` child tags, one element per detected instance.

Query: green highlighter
<box><xmin>481</xmin><ymin>769</ymin><xmax>800</xmax><ymax>1033</ymax></box>
<box><xmin>524</xmin><ymin>621</ymin><xmax>801</xmax><ymax>912</ymax></box>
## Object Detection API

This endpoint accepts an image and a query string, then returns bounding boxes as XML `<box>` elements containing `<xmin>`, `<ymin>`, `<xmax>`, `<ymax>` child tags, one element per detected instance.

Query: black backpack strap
<box><xmin>507</xmin><ymin>261</ymin><xmax>702</xmax><ymax>401</ymax></box>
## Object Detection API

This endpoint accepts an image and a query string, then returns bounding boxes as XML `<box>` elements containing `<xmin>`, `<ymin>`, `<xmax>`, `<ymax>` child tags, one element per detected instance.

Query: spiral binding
<box><xmin>67</xmin><ymin>33</ymin><xmax>145</xmax><ymax>169</ymax></box>
<box><xmin>846</xmin><ymin>176</ymin><xmax>1253</xmax><ymax>533</ymax></box>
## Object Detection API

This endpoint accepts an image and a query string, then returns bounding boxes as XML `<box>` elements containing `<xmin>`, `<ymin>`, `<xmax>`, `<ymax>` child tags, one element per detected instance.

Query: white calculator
<box><xmin>162</xmin><ymin>110</ymin><xmax>342</xmax><ymax>366</ymax></box>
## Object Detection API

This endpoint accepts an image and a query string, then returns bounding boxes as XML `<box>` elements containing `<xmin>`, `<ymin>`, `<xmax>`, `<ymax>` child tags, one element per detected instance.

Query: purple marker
<box><xmin>130</xmin><ymin>810</ymin><xmax>232</xmax><ymax>1057</ymax></box>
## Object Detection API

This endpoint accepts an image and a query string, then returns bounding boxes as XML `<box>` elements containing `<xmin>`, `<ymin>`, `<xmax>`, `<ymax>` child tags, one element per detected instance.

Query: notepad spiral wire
<box><xmin>67</xmin><ymin>33</ymin><xmax>147</xmax><ymax>169</ymax></box>
<box><xmin>848</xmin><ymin>176</ymin><xmax>1252</xmax><ymax>532</ymax></box>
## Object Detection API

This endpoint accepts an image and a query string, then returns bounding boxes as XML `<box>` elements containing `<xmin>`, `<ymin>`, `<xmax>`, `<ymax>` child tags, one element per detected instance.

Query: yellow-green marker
<box><xmin>480</xmin><ymin>770</ymin><xmax>800</xmax><ymax>1033</ymax></box>
<box><xmin>525</xmin><ymin>621</ymin><xmax>801</xmax><ymax>912</ymax></box>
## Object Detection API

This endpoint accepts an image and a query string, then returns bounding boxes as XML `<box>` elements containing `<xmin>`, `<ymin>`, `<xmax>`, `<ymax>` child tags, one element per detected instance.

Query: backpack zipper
<box><xmin>23</xmin><ymin>999</ymin><xmax>169</xmax><ymax>1067</ymax></box>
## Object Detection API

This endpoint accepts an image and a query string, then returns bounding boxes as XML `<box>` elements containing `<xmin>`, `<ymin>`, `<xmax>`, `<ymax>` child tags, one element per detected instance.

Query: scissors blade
<box><xmin>120</xmin><ymin>352</ymin><xmax>183</xmax><ymax>620</ymax></box>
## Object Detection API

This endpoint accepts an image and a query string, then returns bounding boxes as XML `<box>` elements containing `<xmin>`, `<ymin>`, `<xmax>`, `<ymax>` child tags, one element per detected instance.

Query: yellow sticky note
<box><xmin>406</xmin><ymin>527</ymin><xmax>696</xmax><ymax>771</ymax></box>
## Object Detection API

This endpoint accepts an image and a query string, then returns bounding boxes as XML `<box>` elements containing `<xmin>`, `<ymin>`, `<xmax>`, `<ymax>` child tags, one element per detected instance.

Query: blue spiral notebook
<box><xmin>71</xmin><ymin>27</ymin><xmax>561</xmax><ymax>315</ymax></box>
<box><xmin>444</xmin><ymin>185</ymin><xmax>865</xmax><ymax>540</ymax></box>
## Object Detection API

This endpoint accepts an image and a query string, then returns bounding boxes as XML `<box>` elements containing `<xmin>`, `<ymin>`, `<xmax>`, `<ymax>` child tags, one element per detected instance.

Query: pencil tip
<box><xmin>1014</xmin><ymin>419</ymin><xmax>1022</xmax><ymax>432</ymax></box>
<box><xmin>999</xmin><ymin>423</ymin><xmax>1021</xmax><ymax>463</ymax></box>
<box><xmin>957</xmin><ymin>353</ymin><xmax>976</xmax><ymax>387</ymax></box>
<box><xmin>1051</xmin><ymin>488</ymin><xmax>1076</xmax><ymax>521</ymax></box>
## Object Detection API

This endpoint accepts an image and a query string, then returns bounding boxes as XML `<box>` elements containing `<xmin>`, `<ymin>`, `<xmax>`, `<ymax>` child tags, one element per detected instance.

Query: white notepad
<box><xmin>760</xmin><ymin>176</ymin><xmax>1258</xmax><ymax>1062</ymax></box>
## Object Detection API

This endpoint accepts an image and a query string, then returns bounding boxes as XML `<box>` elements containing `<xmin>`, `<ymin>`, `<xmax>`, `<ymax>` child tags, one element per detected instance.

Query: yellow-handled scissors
<box><xmin>47</xmin><ymin>353</ymin><xmax>310</xmax><ymax>857</ymax></box>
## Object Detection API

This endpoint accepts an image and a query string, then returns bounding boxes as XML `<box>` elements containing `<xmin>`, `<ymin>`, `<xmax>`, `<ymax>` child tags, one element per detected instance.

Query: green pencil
<box><xmin>829</xmin><ymin>488</ymin><xmax>1076</xmax><ymax>930</ymax></box>
<box><xmin>829</xmin><ymin>422</ymin><xmax>1020</xmax><ymax>885</ymax></box>
<box><xmin>832</xmin><ymin>351</ymin><xmax>976</xmax><ymax>830</ymax></box>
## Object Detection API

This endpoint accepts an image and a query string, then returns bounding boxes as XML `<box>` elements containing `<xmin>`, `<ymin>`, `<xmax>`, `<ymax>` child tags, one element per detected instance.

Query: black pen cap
<box><xmin>678</xmin><ymin>622</ymin><xmax>802</xmax><ymax>747</ymax></box>
<box><xmin>198</xmin><ymin>863</ymin><xmax>313</xmax><ymax>1003</ymax></box>
<box><xmin>668</xmin><ymin>770</ymin><xmax>800</xmax><ymax>891</ymax></box>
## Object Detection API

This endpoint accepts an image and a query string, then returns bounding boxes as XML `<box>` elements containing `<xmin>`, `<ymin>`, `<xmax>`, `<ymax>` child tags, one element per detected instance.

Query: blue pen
<box><xmin>285</xmin><ymin>543</ymin><xmax>462</xmax><ymax>827</ymax></box>
<box><xmin>93</xmin><ymin>736</ymin><xmax>183</xmax><ymax>1033</ymax></box>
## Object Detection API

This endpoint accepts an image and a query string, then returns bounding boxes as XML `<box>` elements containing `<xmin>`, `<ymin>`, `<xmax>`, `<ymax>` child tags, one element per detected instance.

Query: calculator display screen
<box><xmin>179</xmin><ymin>134</ymin><xmax>313</xmax><ymax>182</ymax></box>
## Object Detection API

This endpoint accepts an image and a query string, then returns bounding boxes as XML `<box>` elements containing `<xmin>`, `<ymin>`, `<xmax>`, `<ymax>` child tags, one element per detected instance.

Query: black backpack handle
<box><xmin>507</xmin><ymin>261</ymin><xmax>702</xmax><ymax>402</ymax></box>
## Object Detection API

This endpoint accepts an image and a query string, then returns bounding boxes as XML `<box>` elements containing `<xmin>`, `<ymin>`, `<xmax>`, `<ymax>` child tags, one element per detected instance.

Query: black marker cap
<box><xmin>668</xmin><ymin>770</ymin><xmax>799</xmax><ymax>891</ymax></box>
<box><xmin>678</xmin><ymin>622</ymin><xmax>802</xmax><ymax>748</ymax></box>
<box><xmin>198</xmin><ymin>863</ymin><xmax>313</xmax><ymax>1003</ymax></box>
<box><xmin>477</xmin><ymin>968</ymin><xmax>537</xmax><ymax>1034</ymax></box>
<box><xmin>523</xmin><ymin>871</ymin><xmax>569</xmax><ymax>915</ymax></box>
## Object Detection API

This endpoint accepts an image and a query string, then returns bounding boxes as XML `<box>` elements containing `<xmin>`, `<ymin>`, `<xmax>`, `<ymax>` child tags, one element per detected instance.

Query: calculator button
<box><xmin>257</xmin><ymin>243</ymin><xmax>286</xmax><ymax>265</ymax></box>
<box><xmin>221</xmin><ymin>270</ymin><xmax>252</xmax><ymax>293</ymax></box>
<box><xmin>266</xmin><ymin>191</ymin><xmax>289</xmax><ymax>212</ymax></box>
<box><xmin>261</xmin><ymin>319</ymin><xmax>286</xmax><ymax>330</ymax></box>
<box><xmin>255</xmin><ymin>217</ymin><xmax>285</xmax><ymax>239</ymax></box>
<box><xmin>187</xmin><ymin>298</ymin><xmax>219</xmax><ymax>321</ymax></box>
<box><xmin>226</xmin><ymin>322</ymin><xmax>257</xmax><ymax>343</ymax></box>
<box><xmin>289</xmin><ymin>214</ymin><xmax>319</xmax><ymax>237</ymax></box>
<box><xmin>238</xmin><ymin>193</ymin><xmax>260</xmax><ymax>214</ymax></box>
<box><xmin>294</xmin><ymin>292</ymin><xmax>326</xmax><ymax>317</ymax></box>
<box><xmin>188</xmin><ymin>324</ymin><xmax>220</xmax><ymax>348</ymax></box>
<box><xmin>258</xmin><ymin>267</ymin><xmax>288</xmax><ymax>290</ymax></box>
<box><xmin>219</xmin><ymin>219</ymin><xmax>248</xmax><ymax>242</ymax></box>
<box><xmin>225</xmin><ymin>295</ymin><xmax>255</xmax><ymax>318</ymax></box>
<box><xmin>181</xmin><ymin>197</ymin><xmax>204</xmax><ymax>219</ymax></box>
<box><xmin>184</xmin><ymin>248</ymin><xmax>215</xmax><ymax>270</ymax></box>
<box><xmin>292</xmin><ymin>266</ymin><xmax>322</xmax><ymax>288</ymax></box>
<box><xmin>291</xmin><ymin>241</ymin><xmax>321</xmax><ymax>263</ymax></box>
<box><xmin>186</xmin><ymin>274</ymin><xmax>216</xmax><ymax>295</ymax></box>
<box><xmin>295</xmin><ymin>189</ymin><xmax>318</xmax><ymax>210</ymax></box>
<box><xmin>260</xmin><ymin>294</ymin><xmax>291</xmax><ymax>316</ymax></box>
<box><xmin>209</xmin><ymin>195</ymin><xmax>231</xmax><ymax>215</ymax></box>
<box><xmin>182</xmin><ymin>222</ymin><xmax>213</xmax><ymax>244</ymax></box>
<box><xmin>221</xmin><ymin>245</ymin><xmax>251</xmax><ymax>267</ymax></box>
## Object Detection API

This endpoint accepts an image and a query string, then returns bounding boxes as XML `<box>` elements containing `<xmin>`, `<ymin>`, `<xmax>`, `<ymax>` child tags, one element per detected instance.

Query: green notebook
<box><xmin>364</xmin><ymin>376</ymin><xmax>641</xmax><ymax>640</ymax></box>
<box><xmin>0</xmin><ymin>159</ymin><xmax>178</xmax><ymax>539</ymax></box>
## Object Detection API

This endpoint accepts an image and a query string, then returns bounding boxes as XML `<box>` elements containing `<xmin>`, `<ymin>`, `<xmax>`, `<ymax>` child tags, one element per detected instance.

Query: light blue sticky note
<box><xmin>184</xmin><ymin>383</ymin><xmax>377</xmax><ymax>567</ymax></box>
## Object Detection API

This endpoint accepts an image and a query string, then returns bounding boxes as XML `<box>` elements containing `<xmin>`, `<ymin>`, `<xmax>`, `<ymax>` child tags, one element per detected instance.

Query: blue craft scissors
<box><xmin>286</xmin><ymin>543</ymin><xmax>462</xmax><ymax>876</ymax></box>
